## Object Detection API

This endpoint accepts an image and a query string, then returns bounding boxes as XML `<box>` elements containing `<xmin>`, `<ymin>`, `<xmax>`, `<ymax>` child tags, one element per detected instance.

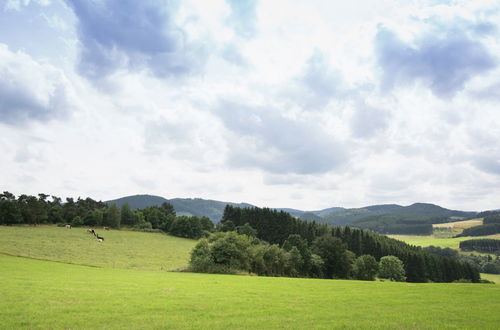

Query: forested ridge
<box><xmin>213</xmin><ymin>206</ymin><xmax>480</xmax><ymax>283</ymax></box>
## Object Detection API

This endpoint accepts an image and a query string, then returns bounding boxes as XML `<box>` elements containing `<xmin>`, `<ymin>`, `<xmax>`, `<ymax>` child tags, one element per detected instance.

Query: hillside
<box><xmin>106</xmin><ymin>194</ymin><xmax>254</xmax><ymax>221</ymax></box>
<box><xmin>106</xmin><ymin>195</ymin><xmax>478</xmax><ymax>226</ymax></box>
<box><xmin>0</xmin><ymin>226</ymin><xmax>196</xmax><ymax>271</ymax></box>
<box><xmin>321</xmin><ymin>203</ymin><xmax>476</xmax><ymax>226</ymax></box>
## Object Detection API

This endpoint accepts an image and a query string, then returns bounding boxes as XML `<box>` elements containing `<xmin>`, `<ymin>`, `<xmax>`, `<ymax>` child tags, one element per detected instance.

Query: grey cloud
<box><xmin>350</xmin><ymin>103</ymin><xmax>390</xmax><ymax>139</ymax></box>
<box><xmin>215</xmin><ymin>101</ymin><xmax>347</xmax><ymax>175</ymax></box>
<box><xmin>474</xmin><ymin>156</ymin><xmax>500</xmax><ymax>176</ymax></box>
<box><xmin>375</xmin><ymin>26</ymin><xmax>496</xmax><ymax>97</ymax></box>
<box><xmin>226</xmin><ymin>0</ymin><xmax>257</xmax><ymax>39</ymax></box>
<box><xmin>0</xmin><ymin>46</ymin><xmax>72</xmax><ymax>125</ymax></box>
<box><xmin>293</xmin><ymin>51</ymin><xmax>346</xmax><ymax>110</ymax></box>
<box><xmin>221</xmin><ymin>44</ymin><xmax>248</xmax><ymax>67</ymax></box>
<box><xmin>65</xmin><ymin>0</ymin><xmax>205</xmax><ymax>80</ymax></box>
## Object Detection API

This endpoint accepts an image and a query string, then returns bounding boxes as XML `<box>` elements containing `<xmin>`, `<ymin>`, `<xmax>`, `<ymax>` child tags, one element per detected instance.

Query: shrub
<box><xmin>379</xmin><ymin>256</ymin><xmax>406</xmax><ymax>282</ymax></box>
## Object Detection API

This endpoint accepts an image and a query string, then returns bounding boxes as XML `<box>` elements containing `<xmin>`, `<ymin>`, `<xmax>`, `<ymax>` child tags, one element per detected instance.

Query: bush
<box><xmin>71</xmin><ymin>216</ymin><xmax>84</xmax><ymax>227</ymax></box>
<box><xmin>190</xmin><ymin>239</ymin><xmax>215</xmax><ymax>272</ymax></box>
<box><xmin>379</xmin><ymin>256</ymin><xmax>406</xmax><ymax>282</ymax></box>
<box><xmin>351</xmin><ymin>255</ymin><xmax>379</xmax><ymax>281</ymax></box>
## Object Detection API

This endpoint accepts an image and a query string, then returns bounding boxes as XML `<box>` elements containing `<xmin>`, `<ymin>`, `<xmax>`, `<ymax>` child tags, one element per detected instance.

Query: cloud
<box><xmin>225</xmin><ymin>0</ymin><xmax>257</xmax><ymax>39</ymax></box>
<box><xmin>215</xmin><ymin>100</ymin><xmax>347</xmax><ymax>174</ymax></box>
<box><xmin>375</xmin><ymin>25</ymin><xmax>496</xmax><ymax>97</ymax></box>
<box><xmin>292</xmin><ymin>51</ymin><xmax>347</xmax><ymax>109</ymax></box>
<box><xmin>64</xmin><ymin>0</ymin><xmax>205</xmax><ymax>80</ymax></box>
<box><xmin>0</xmin><ymin>44</ymin><xmax>74</xmax><ymax>125</ymax></box>
<box><xmin>474</xmin><ymin>156</ymin><xmax>500</xmax><ymax>176</ymax></box>
<box><xmin>350</xmin><ymin>102</ymin><xmax>390</xmax><ymax>139</ymax></box>
<box><xmin>3</xmin><ymin>0</ymin><xmax>50</xmax><ymax>11</ymax></box>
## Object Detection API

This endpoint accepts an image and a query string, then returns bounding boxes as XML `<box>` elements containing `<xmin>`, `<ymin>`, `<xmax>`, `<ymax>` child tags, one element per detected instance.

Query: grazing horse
<box><xmin>65</xmin><ymin>224</ymin><xmax>71</xmax><ymax>229</ymax></box>
<box><xmin>103</xmin><ymin>226</ymin><xmax>110</xmax><ymax>231</ymax></box>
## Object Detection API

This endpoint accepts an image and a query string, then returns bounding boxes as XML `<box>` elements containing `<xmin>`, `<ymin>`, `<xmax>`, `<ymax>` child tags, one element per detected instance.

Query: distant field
<box><xmin>1</xmin><ymin>255</ymin><xmax>499</xmax><ymax>329</ymax></box>
<box><xmin>0</xmin><ymin>226</ymin><xmax>197</xmax><ymax>271</ymax></box>
<box><xmin>433</xmin><ymin>218</ymin><xmax>483</xmax><ymax>229</ymax></box>
<box><xmin>481</xmin><ymin>273</ymin><xmax>500</xmax><ymax>284</ymax></box>
<box><xmin>388</xmin><ymin>234</ymin><xmax>500</xmax><ymax>250</ymax></box>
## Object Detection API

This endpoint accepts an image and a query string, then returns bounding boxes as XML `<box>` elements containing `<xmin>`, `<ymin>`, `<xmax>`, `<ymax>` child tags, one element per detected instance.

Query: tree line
<box><xmin>198</xmin><ymin>206</ymin><xmax>480</xmax><ymax>283</ymax></box>
<box><xmin>455</xmin><ymin>223</ymin><xmax>500</xmax><ymax>237</ymax></box>
<box><xmin>0</xmin><ymin>191</ymin><xmax>214</xmax><ymax>240</ymax></box>
<box><xmin>459</xmin><ymin>239</ymin><xmax>500</xmax><ymax>253</ymax></box>
<box><xmin>190</xmin><ymin>231</ymin><xmax>406</xmax><ymax>281</ymax></box>
<box><xmin>423</xmin><ymin>245</ymin><xmax>500</xmax><ymax>275</ymax></box>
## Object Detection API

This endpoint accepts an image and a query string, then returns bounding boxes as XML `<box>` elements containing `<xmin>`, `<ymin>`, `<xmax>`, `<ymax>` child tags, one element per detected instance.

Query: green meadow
<box><xmin>1</xmin><ymin>254</ymin><xmax>500</xmax><ymax>329</ymax></box>
<box><xmin>1</xmin><ymin>225</ymin><xmax>500</xmax><ymax>329</ymax></box>
<box><xmin>0</xmin><ymin>225</ymin><xmax>197</xmax><ymax>270</ymax></box>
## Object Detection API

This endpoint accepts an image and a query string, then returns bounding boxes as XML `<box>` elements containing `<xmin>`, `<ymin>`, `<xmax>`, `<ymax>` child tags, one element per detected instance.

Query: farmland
<box><xmin>1</xmin><ymin>254</ymin><xmax>500</xmax><ymax>329</ymax></box>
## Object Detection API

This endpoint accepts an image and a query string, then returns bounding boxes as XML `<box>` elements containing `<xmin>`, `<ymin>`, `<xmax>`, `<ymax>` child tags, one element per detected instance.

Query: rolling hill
<box><xmin>106</xmin><ymin>195</ymin><xmax>477</xmax><ymax>225</ymax></box>
<box><xmin>320</xmin><ymin>203</ymin><xmax>476</xmax><ymax>226</ymax></box>
<box><xmin>106</xmin><ymin>194</ymin><xmax>254</xmax><ymax>221</ymax></box>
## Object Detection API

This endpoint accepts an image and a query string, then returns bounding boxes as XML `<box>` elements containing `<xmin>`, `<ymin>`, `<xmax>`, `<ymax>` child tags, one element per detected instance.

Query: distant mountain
<box><xmin>106</xmin><ymin>195</ymin><xmax>477</xmax><ymax>226</ymax></box>
<box><xmin>277</xmin><ymin>206</ymin><xmax>345</xmax><ymax>218</ymax></box>
<box><xmin>106</xmin><ymin>194</ymin><xmax>169</xmax><ymax>210</ymax></box>
<box><xmin>106</xmin><ymin>194</ymin><xmax>254</xmax><ymax>222</ymax></box>
<box><xmin>168</xmin><ymin>198</ymin><xmax>255</xmax><ymax>221</ymax></box>
<box><xmin>299</xmin><ymin>212</ymin><xmax>324</xmax><ymax>222</ymax></box>
<box><xmin>320</xmin><ymin>203</ymin><xmax>476</xmax><ymax>226</ymax></box>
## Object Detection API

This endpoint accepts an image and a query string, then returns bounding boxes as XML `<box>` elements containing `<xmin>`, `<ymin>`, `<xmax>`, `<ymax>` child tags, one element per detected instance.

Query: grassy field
<box><xmin>481</xmin><ymin>273</ymin><xmax>500</xmax><ymax>284</ymax></box>
<box><xmin>433</xmin><ymin>218</ymin><xmax>484</xmax><ymax>236</ymax></box>
<box><xmin>1</xmin><ymin>254</ymin><xmax>500</xmax><ymax>329</ymax></box>
<box><xmin>0</xmin><ymin>225</ymin><xmax>197</xmax><ymax>271</ymax></box>
<box><xmin>388</xmin><ymin>234</ymin><xmax>500</xmax><ymax>250</ymax></box>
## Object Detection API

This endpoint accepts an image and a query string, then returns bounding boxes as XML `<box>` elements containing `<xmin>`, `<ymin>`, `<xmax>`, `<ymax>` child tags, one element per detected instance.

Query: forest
<box><xmin>203</xmin><ymin>206</ymin><xmax>480</xmax><ymax>283</ymax></box>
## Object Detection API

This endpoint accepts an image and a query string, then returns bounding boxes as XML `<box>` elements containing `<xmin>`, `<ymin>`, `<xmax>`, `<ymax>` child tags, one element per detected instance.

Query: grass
<box><xmin>433</xmin><ymin>218</ymin><xmax>483</xmax><ymax>229</ymax></box>
<box><xmin>433</xmin><ymin>218</ymin><xmax>484</xmax><ymax>236</ymax></box>
<box><xmin>0</xmin><ymin>225</ymin><xmax>197</xmax><ymax>271</ymax></box>
<box><xmin>1</xmin><ymin>254</ymin><xmax>499</xmax><ymax>329</ymax></box>
<box><xmin>480</xmin><ymin>273</ymin><xmax>500</xmax><ymax>284</ymax></box>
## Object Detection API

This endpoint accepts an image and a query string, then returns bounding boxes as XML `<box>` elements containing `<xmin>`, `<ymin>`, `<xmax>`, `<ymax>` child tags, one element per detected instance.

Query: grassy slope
<box><xmin>1</xmin><ymin>255</ymin><xmax>499</xmax><ymax>329</ymax></box>
<box><xmin>0</xmin><ymin>226</ymin><xmax>197</xmax><ymax>271</ymax></box>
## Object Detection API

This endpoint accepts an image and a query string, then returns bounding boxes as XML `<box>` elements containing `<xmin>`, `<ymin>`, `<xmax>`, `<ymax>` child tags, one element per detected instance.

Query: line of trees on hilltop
<box><xmin>212</xmin><ymin>206</ymin><xmax>480</xmax><ymax>283</ymax></box>
<box><xmin>0</xmin><ymin>191</ymin><xmax>214</xmax><ymax>240</ymax></box>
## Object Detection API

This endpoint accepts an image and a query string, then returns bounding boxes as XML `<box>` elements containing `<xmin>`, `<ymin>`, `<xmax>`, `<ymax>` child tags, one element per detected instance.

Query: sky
<box><xmin>1</xmin><ymin>0</ymin><xmax>500</xmax><ymax>211</ymax></box>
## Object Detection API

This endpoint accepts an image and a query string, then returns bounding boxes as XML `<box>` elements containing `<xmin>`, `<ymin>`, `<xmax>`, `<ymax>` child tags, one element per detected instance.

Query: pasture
<box><xmin>0</xmin><ymin>225</ymin><xmax>197</xmax><ymax>271</ymax></box>
<box><xmin>388</xmin><ymin>234</ymin><xmax>500</xmax><ymax>250</ymax></box>
<box><xmin>1</xmin><ymin>254</ymin><xmax>500</xmax><ymax>329</ymax></box>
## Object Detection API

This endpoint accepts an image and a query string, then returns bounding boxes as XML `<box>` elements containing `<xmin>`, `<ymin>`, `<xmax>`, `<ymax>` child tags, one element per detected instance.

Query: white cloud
<box><xmin>1</xmin><ymin>0</ymin><xmax>500</xmax><ymax>211</ymax></box>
